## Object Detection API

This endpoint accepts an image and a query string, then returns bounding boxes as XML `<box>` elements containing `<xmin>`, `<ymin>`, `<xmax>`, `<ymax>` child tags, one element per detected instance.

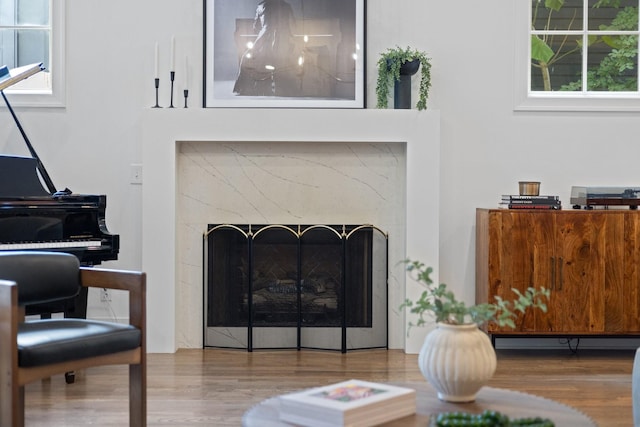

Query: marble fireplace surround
<box><xmin>141</xmin><ymin>109</ymin><xmax>440</xmax><ymax>354</ymax></box>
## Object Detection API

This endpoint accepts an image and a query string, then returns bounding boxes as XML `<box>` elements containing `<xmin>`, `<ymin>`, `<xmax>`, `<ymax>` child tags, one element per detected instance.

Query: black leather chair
<box><xmin>0</xmin><ymin>251</ymin><xmax>146</xmax><ymax>426</ymax></box>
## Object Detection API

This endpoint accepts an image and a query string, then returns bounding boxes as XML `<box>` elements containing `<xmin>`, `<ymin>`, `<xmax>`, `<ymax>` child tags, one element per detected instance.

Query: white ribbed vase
<box><xmin>418</xmin><ymin>323</ymin><xmax>497</xmax><ymax>403</ymax></box>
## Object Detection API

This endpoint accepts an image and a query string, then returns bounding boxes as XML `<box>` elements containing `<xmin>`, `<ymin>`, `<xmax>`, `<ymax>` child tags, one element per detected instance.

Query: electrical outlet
<box><xmin>100</xmin><ymin>288</ymin><xmax>111</xmax><ymax>302</ymax></box>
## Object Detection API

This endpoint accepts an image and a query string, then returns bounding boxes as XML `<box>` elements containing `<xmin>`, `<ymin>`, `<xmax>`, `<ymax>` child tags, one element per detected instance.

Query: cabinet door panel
<box><xmin>622</xmin><ymin>213</ymin><xmax>640</xmax><ymax>332</ymax></box>
<box><xmin>602</xmin><ymin>213</ymin><xmax>625</xmax><ymax>332</ymax></box>
<box><xmin>527</xmin><ymin>212</ymin><xmax>556</xmax><ymax>333</ymax></box>
<box><xmin>553</xmin><ymin>213</ymin><xmax>607</xmax><ymax>333</ymax></box>
<box><xmin>487</xmin><ymin>211</ymin><xmax>553</xmax><ymax>333</ymax></box>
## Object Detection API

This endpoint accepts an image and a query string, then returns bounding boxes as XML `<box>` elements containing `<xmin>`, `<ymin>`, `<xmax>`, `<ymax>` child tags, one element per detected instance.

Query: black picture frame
<box><xmin>203</xmin><ymin>0</ymin><xmax>365</xmax><ymax>108</ymax></box>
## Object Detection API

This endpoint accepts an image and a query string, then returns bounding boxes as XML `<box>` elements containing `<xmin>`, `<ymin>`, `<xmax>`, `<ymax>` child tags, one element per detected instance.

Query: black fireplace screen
<box><xmin>204</xmin><ymin>224</ymin><xmax>388</xmax><ymax>351</ymax></box>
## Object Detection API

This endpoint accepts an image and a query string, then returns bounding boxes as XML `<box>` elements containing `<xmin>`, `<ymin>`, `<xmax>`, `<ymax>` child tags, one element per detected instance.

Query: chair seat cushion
<box><xmin>18</xmin><ymin>319</ymin><xmax>141</xmax><ymax>367</ymax></box>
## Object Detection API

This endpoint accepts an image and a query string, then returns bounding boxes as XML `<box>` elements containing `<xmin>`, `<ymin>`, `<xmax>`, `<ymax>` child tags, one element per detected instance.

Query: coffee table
<box><xmin>242</xmin><ymin>381</ymin><xmax>597</xmax><ymax>426</ymax></box>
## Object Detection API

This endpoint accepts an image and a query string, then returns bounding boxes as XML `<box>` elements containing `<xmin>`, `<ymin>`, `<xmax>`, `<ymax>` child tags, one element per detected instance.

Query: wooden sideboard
<box><xmin>476</xmin><ymin>208</ymin><xmax>640</xmax><ymax>340</ymax></box>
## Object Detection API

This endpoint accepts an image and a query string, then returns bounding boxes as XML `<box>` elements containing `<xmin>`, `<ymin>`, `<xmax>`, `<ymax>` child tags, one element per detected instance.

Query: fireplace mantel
<box><xmin>141</xmin><ymin>108</ymin><xmax>440</xmax><ymax>353</ymax></box>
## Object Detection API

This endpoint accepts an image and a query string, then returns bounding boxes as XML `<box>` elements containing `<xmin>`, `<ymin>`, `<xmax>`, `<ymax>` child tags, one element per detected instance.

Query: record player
<box><xmin>571</xmin><ymin>186</ymin><xmax>640</xmax><ymax>209</ymax></box>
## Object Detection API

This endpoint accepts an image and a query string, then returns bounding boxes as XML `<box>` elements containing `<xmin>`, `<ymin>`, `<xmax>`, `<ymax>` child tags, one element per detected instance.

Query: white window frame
<box><xmin>515</xmin><ymin>0</ymin><xmax>640</xmax><ymax>112</ymax></box>
<box><xmin>1</xmin><ymin>0</ymin><xmax>65</xmax><ymax>107</ymax></box>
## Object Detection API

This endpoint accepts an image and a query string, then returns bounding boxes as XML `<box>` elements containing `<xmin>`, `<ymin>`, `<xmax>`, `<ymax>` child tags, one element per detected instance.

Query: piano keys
<box><xmin>0</xmin><ymin>239</ymin><xmax>102</xmax><ymax>250</ymax></box>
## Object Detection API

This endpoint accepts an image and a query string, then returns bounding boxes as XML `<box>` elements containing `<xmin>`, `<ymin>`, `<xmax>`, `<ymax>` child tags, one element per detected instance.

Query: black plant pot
<box><xmin>393</xmin><ymin>59</ymin><xmax>420</xmax><ymax>109</ymax></box>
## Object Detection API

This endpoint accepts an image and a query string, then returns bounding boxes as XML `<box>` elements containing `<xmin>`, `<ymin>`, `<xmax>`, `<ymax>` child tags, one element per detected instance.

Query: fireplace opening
<box><xmin>204</xmin><ymin>224</ymin><xmax>388</xmax><ymax>352</ymax></box>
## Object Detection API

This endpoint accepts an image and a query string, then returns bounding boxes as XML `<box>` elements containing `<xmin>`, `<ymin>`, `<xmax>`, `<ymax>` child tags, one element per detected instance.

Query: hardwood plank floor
<box><xmin>24</xmin><ymin>348</ymin><xmax>635</xmax><ymax>426</ymax></box>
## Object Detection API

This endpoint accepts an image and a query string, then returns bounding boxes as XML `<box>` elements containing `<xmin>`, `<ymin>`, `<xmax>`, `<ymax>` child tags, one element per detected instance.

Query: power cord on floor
<box><xmin>559</xmin><ymin>337</ymin><xmax>580</xmax><ymax>354</ymax></box>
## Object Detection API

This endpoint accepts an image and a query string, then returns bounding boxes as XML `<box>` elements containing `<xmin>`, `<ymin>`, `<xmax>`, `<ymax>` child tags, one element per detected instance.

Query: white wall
<box><xmin>419</xmin><ymin>1</ymin><xmax>640</xmax><ymax>304</ymax></box>
<box><xmin>2</xmin><ymin>0</ymin><xmax>639</xmax><ymax>349</ymax></box>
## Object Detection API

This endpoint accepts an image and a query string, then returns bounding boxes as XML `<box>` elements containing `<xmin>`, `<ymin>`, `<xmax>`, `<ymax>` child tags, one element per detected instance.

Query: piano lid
<box><xmin>0</xmin><ymin>155</ymin><xmax>51</xmax><ymax>198</ymax></box>
<box><xmin>0</xmin><ymin>62</ymin><xmax>58</xmax><ymax>194</ymax></box>
<box><xmin>0</xmin><ymin>63</ymin><xmax>44</xmax><ymax>91</ymax></box>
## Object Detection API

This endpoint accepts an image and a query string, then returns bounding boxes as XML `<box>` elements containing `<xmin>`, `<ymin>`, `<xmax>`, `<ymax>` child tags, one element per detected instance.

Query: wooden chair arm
<box><xmin>0</xmin><ymin>279</ymin><xmax>17</xmax><ymax>314</ymax></box>
<box><xmin>0</xmin><ymin>279</ymin><xmax>23</xmax><ymax>321</ymax></box>
<box><xmin>80</xmin><ymin>267</ymin><xmax>146</xmax><ymax>332</ymax></box>
<box><xmin>0</xmin><ymin>279</ymin><xmax>18</xmax><ymax>336</ymax></box>
<box><xmin>0</xmin><ymin>280</ymin><xmax>18</xmax><ymax>422</ymax></box>
<box><xmin>80</xmin><ymin>267</ymin><xmax>145</xmax><ymax>292</ymax></box>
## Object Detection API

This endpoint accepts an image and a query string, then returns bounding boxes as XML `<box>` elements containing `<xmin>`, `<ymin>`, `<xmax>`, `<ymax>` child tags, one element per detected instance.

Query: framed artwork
<box><xmin>203</xmin><ymin>0</ymin><xmax>365</xmax><ymax>108</ymax></box>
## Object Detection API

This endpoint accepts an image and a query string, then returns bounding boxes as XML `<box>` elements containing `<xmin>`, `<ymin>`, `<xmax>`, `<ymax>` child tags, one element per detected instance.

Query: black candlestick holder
<box><xmin>169</xmin><ymin>71</ymin><xmax>175</xmax><ymax>108</ymax></box>
<box><xmin>183</xmin><ymin>89</ymin><xmax>189</xmax><ymax>108</ymax></box>
<box><xmin>152</xmin><ymin>78</ymin><xmax>161</xmax><ymax>108</ymax></box>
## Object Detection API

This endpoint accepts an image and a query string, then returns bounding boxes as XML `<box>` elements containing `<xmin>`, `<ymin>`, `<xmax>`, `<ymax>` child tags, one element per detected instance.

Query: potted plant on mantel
<box><xmin>376</xmin><ymin>46</ymin><xmax>432</xmax><ymax>110</ymax></box>
<box><xmin>401</xmin><ymin>260</ymin><xmax>550</xmax><ymax>403</ymax></box>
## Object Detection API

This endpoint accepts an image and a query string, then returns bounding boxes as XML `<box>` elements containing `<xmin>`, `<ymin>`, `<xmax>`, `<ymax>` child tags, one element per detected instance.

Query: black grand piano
<box><xmin>0</xmin><ymin>63</ymin><xmax>119</xmax><ymax>320</ymax></box>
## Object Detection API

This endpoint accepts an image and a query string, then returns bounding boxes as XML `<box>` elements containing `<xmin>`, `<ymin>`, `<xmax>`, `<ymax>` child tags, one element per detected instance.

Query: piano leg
<box><xmin>61</xmin><ymin>288</ymin><xmax>87</xmax><ymax>384</ymax></box>
<box><xmin>65</xmin><ymin>288</ymin><xmax>88</xmax><ymax>383</ymax></box>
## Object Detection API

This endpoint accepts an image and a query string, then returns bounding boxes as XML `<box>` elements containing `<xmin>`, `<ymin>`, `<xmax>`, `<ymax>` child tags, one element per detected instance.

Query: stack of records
<box><xmin>500</xmin><ymin>195</ymin><xmax>561</xmax><ymax>210</ymax></box>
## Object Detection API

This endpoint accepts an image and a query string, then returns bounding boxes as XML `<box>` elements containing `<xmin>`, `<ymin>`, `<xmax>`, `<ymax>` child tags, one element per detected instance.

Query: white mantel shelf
<box><xmin>141</xmin><ymin>108</ymin><xmax>440</xmax><ymax>354</ymax></box>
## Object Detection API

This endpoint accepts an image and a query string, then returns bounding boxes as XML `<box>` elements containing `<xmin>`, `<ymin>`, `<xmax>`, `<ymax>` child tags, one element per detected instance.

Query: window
<box><xmin>517</xmin><ymin>0</ymin><xmax>640</xmax><ymax>111</ymax></box>
<box><xmin>0</xmin><ymin>0</ymin><xmax>64</xmax><ymax>107</ymax></box>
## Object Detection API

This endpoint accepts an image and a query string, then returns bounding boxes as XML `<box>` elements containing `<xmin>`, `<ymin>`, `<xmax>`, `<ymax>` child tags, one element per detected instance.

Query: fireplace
<box><xmin>205</xmin><ymin>224</ymin><xmax>388</xmax><ymax>352</ymax></box>
<box><xmin>141</xmin><ymin>108</ymin><xmax>440</xmax><ymax>354</ymax></box>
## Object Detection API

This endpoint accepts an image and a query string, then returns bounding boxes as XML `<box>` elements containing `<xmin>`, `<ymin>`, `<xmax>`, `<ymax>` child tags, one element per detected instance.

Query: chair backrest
<box><xmin>0</xmin><ymin>251</ymin><xmax>80</xmax><ymax>306</ymax></box>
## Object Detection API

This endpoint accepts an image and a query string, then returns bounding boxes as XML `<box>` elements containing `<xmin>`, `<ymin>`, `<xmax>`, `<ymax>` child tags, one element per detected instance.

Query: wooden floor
<box><xmin>24</xmin><ymin>347</ymin><xmax>635</xmax><ymax>426</ymax></box>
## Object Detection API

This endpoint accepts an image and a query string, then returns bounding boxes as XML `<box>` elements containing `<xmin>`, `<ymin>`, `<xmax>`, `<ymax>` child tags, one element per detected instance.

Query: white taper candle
<box><xmin>154</xmin><ymin>42</ymin><xmax>159</xmax><ymax>78</ymax></box>
<box><xmin>184</xmin><ymin>56</ymin><xmax>189</xmax><ymax>89</ymax></box>
<box><xmin>170</xmin><ymin>36</ymin><xmax>175</xmax><ymax>71</ymax></box>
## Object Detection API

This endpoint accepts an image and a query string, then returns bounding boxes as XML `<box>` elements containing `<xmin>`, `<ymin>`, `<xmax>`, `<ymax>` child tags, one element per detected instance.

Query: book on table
<box><xmin>501</xmin><ymin>194</ymin><xmax>559</xmax><ymax>201</ymax></box>
<box><xmin>278</xmin><ymin>379</ymin><xmax>416</xmax><ymax>427</ymax></box>
<box><xmin>499</xmin><ymin>194</ymin><xmax>562</xmax><ymax>210</ymax></box>
<box><xmin>504</xmin><ymin>204</ymin><xmax>561</xmax><ymax>210</ymax></box>
<box><xmin>500</xmin><ymin>195</ymin><xmax>560</xmax><ymax>204</ymax></box>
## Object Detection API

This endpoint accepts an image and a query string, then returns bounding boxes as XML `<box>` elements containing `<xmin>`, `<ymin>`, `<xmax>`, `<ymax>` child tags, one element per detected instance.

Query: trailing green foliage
<box><xmin>375</xmin><ymin>46</ymin><xmax>431</xmax><ymax>110</ymax></box>
<box><xmin>401</xmin><ymin>260</ymin><xmax>549</xmax><ymax>329</ymax></box>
